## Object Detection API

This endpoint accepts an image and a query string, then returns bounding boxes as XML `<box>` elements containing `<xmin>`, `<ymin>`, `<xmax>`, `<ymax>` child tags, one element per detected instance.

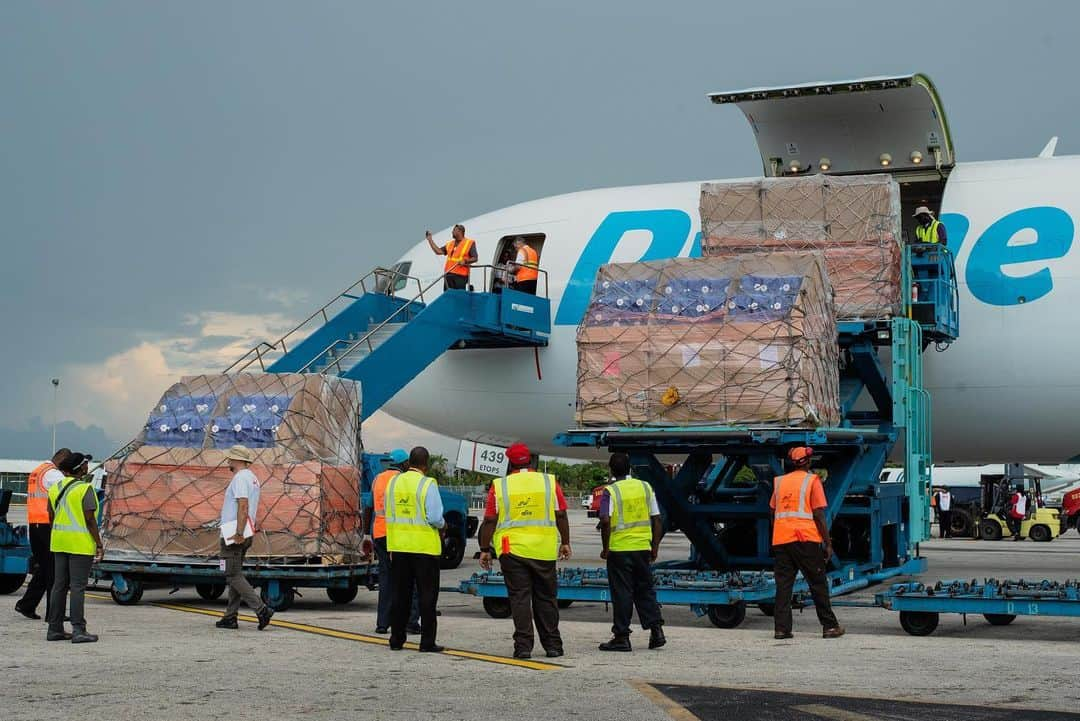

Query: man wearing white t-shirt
<box><xmin>16</xmin><ymin>448</ymin><xmax>71</xmax><ymax>620</ymax></box>
<box><xmin>216</xmin><ymin>446</ymin><xmax>272</xmax><ymax>630</ymax></box>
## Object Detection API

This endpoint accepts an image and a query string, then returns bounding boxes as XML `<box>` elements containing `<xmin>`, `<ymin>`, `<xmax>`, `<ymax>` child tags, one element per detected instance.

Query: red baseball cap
<box><xmin>507</xmin><ymin>442</ymin><xmax>531</xmax><ymax>466</ymax></box>
<box><xmin>788</xmin><ymin>446</ymin><xmax>813</xmax><ymax>463</ymax></box>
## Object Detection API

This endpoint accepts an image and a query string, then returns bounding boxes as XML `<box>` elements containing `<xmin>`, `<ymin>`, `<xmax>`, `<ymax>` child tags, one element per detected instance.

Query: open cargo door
<box><xmin>709</xmin><ymin>74</ymin><xmax>954</xmax><ymax>177</ymax></box>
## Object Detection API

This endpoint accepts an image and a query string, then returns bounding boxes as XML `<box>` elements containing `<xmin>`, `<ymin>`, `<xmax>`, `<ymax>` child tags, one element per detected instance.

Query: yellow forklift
<box><xmin>976</xmin><ymin>465</ymin><xmax>1060</xmax><ymax>542</ymax></box>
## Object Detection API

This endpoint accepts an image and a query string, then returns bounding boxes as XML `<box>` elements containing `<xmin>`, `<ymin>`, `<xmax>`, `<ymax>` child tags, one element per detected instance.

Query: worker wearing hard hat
<box><xmin>770</xmin><ymin>447</ymin><xmax>844</xmax><ymax>640</ymax></box>
<box><xmin>913</xmin><ymin>206</ymin><xmax>946</xmax><ymax>246</ymax></box>
<box><xmin>478</xmin><ymin>442</ymin><xmax>572</xmax><ymax>659</ymax></box>
<box><xmin>597</xmin><ymin>452</ymin><xmax>666</xmax><ymax>652</ymax></box>
<box><xmin>362</xmin><ymin>448</ymin><xmax>420</xmax><ymax>635</ymax></box>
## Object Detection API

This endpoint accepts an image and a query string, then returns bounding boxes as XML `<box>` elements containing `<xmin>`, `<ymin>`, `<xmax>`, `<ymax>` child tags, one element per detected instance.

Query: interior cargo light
<box><xmin>879</xmin><ymin>153</ymin><xmax>892</xmax><ymax>167</ymax></box>
<box><xmin>818</xmin><ymin>157</ymin><xmax>831</xmax><ymax>171</ymax></box>
<box><xmin>789</xmin><ymin>159</ymin><xmax>802</xmax><ymax>173</ymax></box>
<box><xmin>910</xmin><ymin>150</ymin><xmax>924</xmax><ymax>165</ymax></box>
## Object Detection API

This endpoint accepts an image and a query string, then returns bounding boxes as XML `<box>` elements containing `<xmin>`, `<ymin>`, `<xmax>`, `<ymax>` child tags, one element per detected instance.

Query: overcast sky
<box><xmin>1</xmin><ymin>1</ymin><xmax>1077</xmax><ymax>461</ymax></box>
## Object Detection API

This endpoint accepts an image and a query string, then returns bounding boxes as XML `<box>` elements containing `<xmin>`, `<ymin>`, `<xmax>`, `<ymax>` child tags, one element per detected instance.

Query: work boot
<box><xmin>418</xmin><ymin>644</ymin><xmax>445</xmax><ymax>653</ymax></box>
<box><xmin>15</xmin><ymin>603</ymin><xmax>41</xmax><ymax>620</ymax></box>
<box><xmin>648</xmin><ymin>626</ymin><xmax>667</xmax><ymax>649</ymax></box>
<box><xmin>774</xmin><ymin>631</ymin><xmax>794</xmax><ymax>640</ymax></box>
<box><xmin>46</xmin><ymin>630</ymin><xmax>72</xmax><ymax>641</ymax></box>
<box><xmin>822</xmin><ymin>626</ymin><xmax>846</xmax><ymax>639</ymax></box>
<box><xmin>406</xmin><ymin>623</ymin><xmax>423</xmax><ymax>635</ymax></box>
<box><xmin>598</xmin><ymin>636</ymin><xmax>632</xmax><ymax>652</ymax></box>
<box><xmin>545</xmin><ymin>649</ymin><xmax>564</xmax><ymax>658</ymax></box>
<box><xmin>71</xmin><ymin>630</ymin><xmax>99</xmax><ymax>644</ymax></box>
<box><xmin>215</xmin><ymin>617</ymin><xmax>239</xmax><ymax>629</ymax></box>
<box><xmin>375</xmin><ymin>626</ymin><xmax>389</xmax><ymax>634</ymax></box>
<box><xmin>256</xmin><ymin>607</ymin><xmax>274</xmax><ymax>630</ymax></box>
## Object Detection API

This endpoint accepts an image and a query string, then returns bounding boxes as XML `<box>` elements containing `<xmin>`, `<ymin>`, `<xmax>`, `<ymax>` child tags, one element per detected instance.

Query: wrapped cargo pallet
<box><xmin>699</xmin><ymin>173</ymin><xmax>903</xmax><ymax>319</ymax></box>
<box><xmin>576</xmin><ymin>252</ymin><xmax>839</xmax><ymax>427</ymax></box>
<box><xmin>103</xmin><ymin>372</ymin><xmax>363</xmax><ymax>562</ymax></box>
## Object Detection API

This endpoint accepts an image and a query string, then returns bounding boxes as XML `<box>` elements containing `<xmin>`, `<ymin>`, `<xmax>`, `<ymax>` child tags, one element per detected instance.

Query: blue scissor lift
<box><xmin>461</xmin><ymin>246</ymin><xmax>961</xmax><ymax>627</ymax></box>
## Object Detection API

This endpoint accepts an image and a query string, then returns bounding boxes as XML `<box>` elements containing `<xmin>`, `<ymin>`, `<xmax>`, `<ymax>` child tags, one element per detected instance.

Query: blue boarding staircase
<box><xmin>225</xmin><ymin>266</ymin><xmax>550</xmax><ymax>420</ymax></box>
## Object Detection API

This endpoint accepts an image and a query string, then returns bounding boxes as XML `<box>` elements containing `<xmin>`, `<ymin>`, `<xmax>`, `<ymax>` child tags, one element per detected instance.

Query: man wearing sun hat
<box><xmin>216</xmin><ymin>445</ymin><xmax>273</xmax><ymax>631</ymax></box>
<box><xmin>770</xmin><ymin>446</ymin><xmax>844</xmax><ymax>640</ymax></box>
<box><xmin>478</xmin><ymin>441</ymin><xmax>572</xmax><ymax>659</ymax></box>
<box><xmin>913</xmin><ymin>205</ymin><xmax>946</xmax><ymax>246</ymax></box>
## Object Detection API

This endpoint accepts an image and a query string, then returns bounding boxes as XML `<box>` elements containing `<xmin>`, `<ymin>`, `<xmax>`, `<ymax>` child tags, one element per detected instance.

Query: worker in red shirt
<box><xmin>770</xmin><ymin>447</ymin><xmax>844</xmax><ymax>640</ymax></box>
<box><xmin>478</xmin><ymin>442</ymin><xmax>572</xmax><ymax>660</ymax></box>
<box><xmin>1007</xmin><ymin>486</ymin><xmax>1028</xmax><ymax>541</ymax></box>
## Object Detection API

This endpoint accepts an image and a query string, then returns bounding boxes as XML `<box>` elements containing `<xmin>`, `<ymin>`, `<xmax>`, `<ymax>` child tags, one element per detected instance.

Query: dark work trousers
<box><xmin>444</xmin><ymin>273</ymin><xmax>468</xmax><ymax>291</ymax></box>
<box><xmin>389</xmin><ymin>551</ymin><xmax>440</xmax><ymax>649</ymax></box>
<box><xmin>1006</xmin><ymin>515</ymin><xmax>1022</xmax><ymax>537</ymax></box>
<box><xmin>18</xmin><ymin>523</ymin><xmax>53</xmax><ymax>616</ymax></box>
<box><xmin>220</xmin><ymin>539</ymin><xmax>266</xmax><ymax>620</ymax></box>
<box><xmin>47</xmin><ymin>552</ymin><xmax>93</xmax><ymax>633</ymax></box>
<box><xmin>938</xmin><ymin>510</ymin><xmax>952</xmax><ymax>538</ymax></box>
<box><xmin>373</xmin><ymin>536</ymin><xmax>419</xmax><ymax>630</ymax></box>
<box><xmin>773</xmin><ymin>541</ymin><xmax>840</xmax><ymax>635</ymax></box>
<box><xmin>606</xmin><ymin>549</ymin><xmax>663</xmax><ymax>638</ymax></box>
<box><xmin>510</xmin><ymin>279</ymin><xmax>538</xmax><ymax>295</ymax></box>
<box><xmin>498</xmin><ymin>553</ymin><xmax>563</xmax><ymax>655</ymax></box>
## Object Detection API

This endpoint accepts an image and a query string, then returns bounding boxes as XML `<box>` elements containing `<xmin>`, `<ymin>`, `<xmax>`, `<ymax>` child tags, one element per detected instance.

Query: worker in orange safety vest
<box><xmin>15</xmin><ymin>448</ymin><xmax>72</xmax><ymax>620</ymax></box>
<box><xmin>770</xmin><ymin>446</ymin><xmax>845</xmax><ymax>640</ymax></box>
<box><xmin>426</xmin><ymin>224</ymin><xmax>477</xmax><ymax>291</ymax></box>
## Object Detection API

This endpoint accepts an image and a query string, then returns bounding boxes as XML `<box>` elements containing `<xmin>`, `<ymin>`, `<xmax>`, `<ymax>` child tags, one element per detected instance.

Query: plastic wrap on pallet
<box><xmin>103</xmin><ymin>372</ymin><xmax>363</xmax><ymax>562</ymax></box>
<box><xmin>576</xmin><ymin>252</ymin><xmax>839</xmax><ymax>427</ymax></box>
<box><xmin>699</xmin><ymin>174</ymin><xmax>903</xmax><ymax>319</ymax></box>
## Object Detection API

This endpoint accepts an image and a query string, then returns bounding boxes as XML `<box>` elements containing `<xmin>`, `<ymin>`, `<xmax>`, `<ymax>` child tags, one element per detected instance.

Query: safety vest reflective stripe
<box><xmin>915</xmin><ymin>220</ymin><xmax>941</xmax><ymax>243</ymax></box>
<box><xmin>445</xmin><ymin>238</ymin><xmax>475</xmax><ymax>276</ymax></box>
<box><xmin>496</xmin><ymin>473</ymin><xmax>556</xmax><ymax>529</ymax></box>
<box><xmin>774</xmin><ymin>472</ymin><xmax>815</xmax><ymax>519</ymax></box>
<box><xmin>610</xmin><ymin>481</ymin><xmax>653</xmax><ymax>530</ymax></box>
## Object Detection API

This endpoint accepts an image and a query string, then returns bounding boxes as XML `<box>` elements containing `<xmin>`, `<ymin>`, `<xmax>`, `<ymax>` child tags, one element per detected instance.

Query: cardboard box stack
<box><xmin>103</xmin><ymin>372</ymin><xmax>363</xmax><ymax>561</ymax></box>
<box><xmin>576</xmin><ymin>253</ymin><xmax>839</xmax><ymax>427</ymax></box>
<box><xmin>700</xmin><ymin>173</ymin><xmax>903</xmax><ymax>319</ymax></box>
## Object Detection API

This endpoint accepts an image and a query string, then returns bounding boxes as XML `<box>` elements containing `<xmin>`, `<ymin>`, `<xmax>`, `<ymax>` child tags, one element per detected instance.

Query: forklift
<box><xmin>975</xmin><ymin>464</ymin><xmax>1060</xmax><ymax>542</ymax></box>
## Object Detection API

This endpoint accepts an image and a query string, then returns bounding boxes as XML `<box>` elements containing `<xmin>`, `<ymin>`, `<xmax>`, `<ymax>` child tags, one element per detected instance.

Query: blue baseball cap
<box><xmin>386</xmin><ymin>448</ymin><xmax>409</xmax><ymax>465</ymax></box>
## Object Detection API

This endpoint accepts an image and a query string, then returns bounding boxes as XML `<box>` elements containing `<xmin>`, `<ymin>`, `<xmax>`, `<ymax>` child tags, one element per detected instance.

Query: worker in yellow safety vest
<box><xmin>913</xmin><ymin>206</ymin><xmax>947</xmax><ymax>245</ymax></box>
<box><xmin>478</xmin><ymin>442</ymin><xmax>572</xmax><ymax>660</ymax></box>
<box><xmin>46</xmin><ymin>452</ymin><xmax>102</xmax><ymax>644</ymax></box>
<box><xmin>598</xmin><ymin>452</ymin><xmax>666</xmax><ymax>652</ymax></box>
<box><xmin>771</xmin><ymin>447</ymin><xmax>845</xmax><ymax>640</ymax></box>
<box><xmin>15</xmin><ymin>447</ymin><xmax>71</xmax><ymax>620</ymax></box>
<box><xmin>508</xmin><ymin>236</ymin><xmax>540</xmax><ymax>295</ymax></box>
<box><xmin>384</xmin><ymin>446</ymin><xmax>445</xmax><ymax>653</ymax></box>
<box><xmin>426</xmin><ymin>224</ymin><xmax>478</xmax><ymax>290</ymax></box>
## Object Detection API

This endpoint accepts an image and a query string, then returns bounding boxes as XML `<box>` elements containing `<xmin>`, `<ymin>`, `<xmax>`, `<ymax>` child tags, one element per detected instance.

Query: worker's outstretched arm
<box><xmin>425</xmin><ymin>230</ymin><xmax>445</xmax><ymax>255</ymax></box>
<box><xmin>555</xmin><ymin>510</ymin><xmax>571</xmax><ymax>560</ymax></box>
<box><xmin>813</xmin><ymin>508</ymin><xmax>833</xmax><ymax>560</ymax></box>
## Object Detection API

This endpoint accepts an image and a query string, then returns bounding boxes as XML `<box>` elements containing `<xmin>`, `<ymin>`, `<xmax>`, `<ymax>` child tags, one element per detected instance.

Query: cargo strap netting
<box><xmin>700</xmin><ymin>173</ymin><xmax>903</xmax><ymax>320</ymax></box>
<box><xmin>576</xmin><ymin>252</ymin><xmax>839</xmax><ymax>427</ymax></box>
<box><xmin>103</xmin><ymin>372</ymin><xmax>363</xmax><ymax>563</ymax></box>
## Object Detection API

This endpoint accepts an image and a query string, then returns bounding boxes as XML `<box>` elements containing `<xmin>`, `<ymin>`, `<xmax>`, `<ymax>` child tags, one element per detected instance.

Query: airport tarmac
<box><xmin>5</xmin><ymin>509</ymin><xmax>1080</xmax><ymax>721</ymax></box>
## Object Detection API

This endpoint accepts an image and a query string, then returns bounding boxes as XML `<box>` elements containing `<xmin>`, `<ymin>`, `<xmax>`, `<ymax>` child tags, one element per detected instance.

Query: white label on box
<box><xmin>679</xmin><ymin>344</ymin><xmax>703</xmax><ymax>368</ymax></box>
<box><xmin>759</xmin><ymin>345</ymin><xmax>779</xmax><ymax>368</ymax></box>
<box><xmin>456</xmin><ymin>441</ymin><xmax>510</xmax><ymax>477</ymax></box>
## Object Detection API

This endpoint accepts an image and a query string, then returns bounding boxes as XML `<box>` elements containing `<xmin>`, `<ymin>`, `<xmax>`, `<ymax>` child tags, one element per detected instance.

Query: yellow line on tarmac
<box><xmin>86</xmin><ymin>593</ymin><xmax>559</xmax><ymax>671</ymax></box>
<box><xmin>629</xmin><ymin>680</ymin><xmax>703</xmax><ymax>721</ymax></box>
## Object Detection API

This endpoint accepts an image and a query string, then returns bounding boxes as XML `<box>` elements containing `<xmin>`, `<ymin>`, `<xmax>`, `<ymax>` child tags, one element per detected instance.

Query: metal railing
<box><xmin>298</xmin><ymin>264</ymin><xmax>549</xmax><ymax>377</ymax></box>
<box><xmin>224</xmin><ymin>267</ymin><xmax>429</xmax><ymax>374</ymax></box>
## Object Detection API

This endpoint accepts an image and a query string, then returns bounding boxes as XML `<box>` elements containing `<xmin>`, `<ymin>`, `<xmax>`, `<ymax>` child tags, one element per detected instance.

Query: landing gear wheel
<box><xmin>0</xmin><ymin>573</ymin><xmax>27</xmax><ymax>595</ymax></box>
<box><xmin>707</xmin><ymin>603</ymin><xmax>746</xmax><ymax>629</ymax></box>
<box><xmin>260</xmin><ymin>584</ymin><xmax>295</xmax><ymax>612</ymax></box>
<box><xmin>110</xmin><ymin>576</ymin><xmax>144</xmax><ymax>605</ymax></box>
<box><xmin>979</xmin><ymin>519</ymin><xmax>1003</xmax><ymax>541</ymax></box>
<box><xmin>757</xmin><ymin>603</ymin><xmax>775</xmax><ymax>617</ymax></box>
<box><xmin>984</xmin><ymin>613</ymin><xmax>1016</xmax><ymax>626</ymax></box>
<box><xmin>1029</xmin><ymin>524</ymin><xmax>1052</xmax><ymax>543</ymax></box>
<box><xmin>439</xmin><ymin>528</ymin><xmax>466</xmax><ymax>570</ymax></box>
<box><xmin>899</xmin><ymin>610</ymin><xmax>939</xmax><ymax>636</ymax></box>
<box><xmin>326</xmin><ymin>583</ymin><xmax>359</xmax><ymax>605</ymax></box>
<box><xmin>482</xmin><ymin>597</ymin><xmax>513</xmax><ymax>619</ymax></box>
<box><xmin>196</xmin><ymin>583</ymin><xmax>226</xmax><ymax>600</ymax></box>
<box><xmin>557</xmin><ymin>599</ymin><xmax>573</xmax><ymax>609</ymax></box>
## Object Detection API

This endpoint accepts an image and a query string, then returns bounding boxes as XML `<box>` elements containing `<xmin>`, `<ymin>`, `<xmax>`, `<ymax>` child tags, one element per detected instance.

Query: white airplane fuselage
<box><xmin>383</xmin><ymin>155</ymin><xmax>1080</xmax><ymax>464</ymax></box>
